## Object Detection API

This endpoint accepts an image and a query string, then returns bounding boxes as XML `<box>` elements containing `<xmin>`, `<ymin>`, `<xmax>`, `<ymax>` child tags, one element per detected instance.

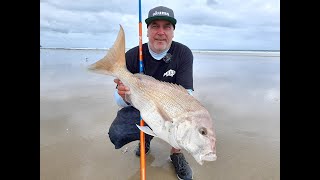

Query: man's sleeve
<box><xmin>176</xmin><ymin>47</ymin><xmax>194</xmax><ymax>91</ymax></box>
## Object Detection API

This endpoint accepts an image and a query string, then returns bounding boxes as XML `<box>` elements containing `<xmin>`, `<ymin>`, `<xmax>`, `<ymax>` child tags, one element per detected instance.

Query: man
<box><xmin>108</xmin><ymin>6</ymin><xmax>194</xmax><ymax>180</ymax></box>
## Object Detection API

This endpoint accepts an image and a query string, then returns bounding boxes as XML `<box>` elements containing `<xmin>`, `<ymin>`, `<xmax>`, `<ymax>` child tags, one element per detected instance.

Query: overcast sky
<box><xmin>40</xmin><ymin>0</ymin><xmax>280</xmax><ymax>50</ymax></box>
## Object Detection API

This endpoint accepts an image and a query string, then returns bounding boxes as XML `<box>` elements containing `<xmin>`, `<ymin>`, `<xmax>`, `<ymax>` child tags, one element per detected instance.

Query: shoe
<box><xmin>170</xmin><ymin>153</ymin><xmax>193</xmax><ymax>180</ymax></box>
<box><xmin>135</xmin><ymin>141</ymin><xmax>150</xmax><ymax>157</ymax></box>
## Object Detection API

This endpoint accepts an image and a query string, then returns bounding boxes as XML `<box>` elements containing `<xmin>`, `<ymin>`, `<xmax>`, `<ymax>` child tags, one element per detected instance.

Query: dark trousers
<box><xmin>108</xmin><ymin>106</ymin><xmax>154</xmax><ymax>149</ymax></box>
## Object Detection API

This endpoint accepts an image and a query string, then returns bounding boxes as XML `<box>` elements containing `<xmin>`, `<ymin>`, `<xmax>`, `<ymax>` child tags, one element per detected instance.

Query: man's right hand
<box><xmin>114</xmin><ymin>78</ymin><xmax>130</xmax><ymax>101</ymax></box>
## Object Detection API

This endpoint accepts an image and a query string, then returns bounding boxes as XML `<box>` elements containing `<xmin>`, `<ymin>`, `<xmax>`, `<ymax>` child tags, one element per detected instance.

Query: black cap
<box><xmin>145</xmin><ymin>6</ymin><xmax>177</xmax><ymax>29</ymax></box>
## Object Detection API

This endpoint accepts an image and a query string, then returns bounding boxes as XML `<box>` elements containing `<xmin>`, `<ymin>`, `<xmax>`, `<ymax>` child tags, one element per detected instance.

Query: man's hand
<box><xmin>114</xmin><ymin>78</ymin><xmax>130</xmax><ymax>101</ymax></box>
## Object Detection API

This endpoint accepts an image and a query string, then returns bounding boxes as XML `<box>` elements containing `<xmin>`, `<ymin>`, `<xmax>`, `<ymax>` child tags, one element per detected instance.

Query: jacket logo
<box><xmin>163</xmin><ymin>69</ymin><xmax>176</xmax><ymax>77</ymax></box>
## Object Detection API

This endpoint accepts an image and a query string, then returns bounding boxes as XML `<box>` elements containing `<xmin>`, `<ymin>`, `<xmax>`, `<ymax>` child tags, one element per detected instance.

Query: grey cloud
<box><xmin>40</xmin><ymin>0</ymin><xmax>279</xmax><ymax>50</ymax></box>
<box><xmin>176</xmin><ymin>1</ymin><xmax>279</xmax><ymax>30</ymax></box>
<box><xmin>44</xmin><ymin>0</ymin><xmax>137</xmax><ymax>14</ymax></box>
<box><xmin>41</xmin><ymin>3</ymin><xmax>127</xmax><ymax>34</ymax></box>
<box><xmin>206</xmin><ymin>0</ymin><xmax>218</xmax><ymax>6</ymax></box>
<box><xmin>176</xmin><ymin>8</ymin><xmax>240</xmax><ymax>28</ymax></box>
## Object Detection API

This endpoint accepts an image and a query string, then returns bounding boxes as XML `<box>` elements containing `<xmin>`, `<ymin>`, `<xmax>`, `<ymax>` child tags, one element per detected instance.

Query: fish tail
<box><xmin>87</xmin><ymin>25</ymin><xmax>126</xmax><ymax>76</ymax></box>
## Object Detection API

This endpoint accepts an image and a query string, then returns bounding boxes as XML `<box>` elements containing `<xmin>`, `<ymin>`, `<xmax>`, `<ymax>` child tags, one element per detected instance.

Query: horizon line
<box><xmin>40</xmin><ymin>47</ymin><xmax>280</xmax><ymax>52</ymax></box>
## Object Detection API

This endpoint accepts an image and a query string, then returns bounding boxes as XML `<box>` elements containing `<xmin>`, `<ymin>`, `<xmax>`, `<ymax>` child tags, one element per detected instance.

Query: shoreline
<box><xmin>40</xmin><ymin>47</ymin><xmax>280</xmax><ymax>57</ymax></box>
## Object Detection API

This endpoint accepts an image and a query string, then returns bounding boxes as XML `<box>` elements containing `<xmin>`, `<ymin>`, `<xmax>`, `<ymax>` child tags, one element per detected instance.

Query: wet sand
<box><xmin>40</xmin><ymin>49</ymin><xmax>280</xmax><ymax>180</ymax></box>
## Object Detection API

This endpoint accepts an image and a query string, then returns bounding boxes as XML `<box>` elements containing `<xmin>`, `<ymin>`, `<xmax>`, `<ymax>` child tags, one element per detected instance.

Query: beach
<box><xmin>40</xmin><ymin>49</ymin><xmax>280</xmax><ymax>180</ymax></box>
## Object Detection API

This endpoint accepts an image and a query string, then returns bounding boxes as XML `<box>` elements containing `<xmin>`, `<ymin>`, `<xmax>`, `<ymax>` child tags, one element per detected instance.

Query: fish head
<box><xmin>176</xmin><ymin>110</ymin><xmax>217</xmax><ymax>165</ymax></box>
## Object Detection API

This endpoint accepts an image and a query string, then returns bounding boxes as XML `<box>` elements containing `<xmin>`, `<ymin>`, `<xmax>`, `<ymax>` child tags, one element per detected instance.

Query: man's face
<box><xmin>147</xmin><ymin>20</ymin><xmax>174</xmax><ymax>53</ymax></box>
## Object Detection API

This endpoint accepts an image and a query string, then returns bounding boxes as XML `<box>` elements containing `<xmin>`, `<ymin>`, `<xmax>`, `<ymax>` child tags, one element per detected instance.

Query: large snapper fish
<box><xmin>88</xmin><ymin>25</ymin><xmax>217</xmax><ymax>165</ymax></box>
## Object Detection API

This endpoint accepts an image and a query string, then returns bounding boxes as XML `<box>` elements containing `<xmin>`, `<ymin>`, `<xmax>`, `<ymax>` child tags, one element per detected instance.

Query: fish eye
<box><xmin>199</xmin><ymin>127</ymin><xmax>207</xmax><ymax>136</ymax></box>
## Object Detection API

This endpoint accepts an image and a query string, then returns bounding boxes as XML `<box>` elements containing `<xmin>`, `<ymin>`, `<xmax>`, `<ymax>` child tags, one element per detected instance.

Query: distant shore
<box><xmin>40</xmin><ymin>47</ymin><xmax>280</xmax><ymax>57</ymax></box>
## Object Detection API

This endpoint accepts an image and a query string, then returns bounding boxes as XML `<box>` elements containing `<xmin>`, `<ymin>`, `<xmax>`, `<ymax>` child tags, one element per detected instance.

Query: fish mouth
<box><xmin>201</xmin><ymin>152</ymin><xmax>217</xmax><ymax>162</ymax></box>
<box><xmin>195</xmin><ymin>152</ymin><xmax>217</xmax><ymax>165</ymax></box>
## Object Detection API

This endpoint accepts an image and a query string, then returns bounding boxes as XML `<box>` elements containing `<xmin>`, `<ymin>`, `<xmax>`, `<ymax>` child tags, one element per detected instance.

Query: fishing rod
<box><xmin>138</xmin><ymin>0</ymin><xmax>146</xmax><ymax>179</ymax></box>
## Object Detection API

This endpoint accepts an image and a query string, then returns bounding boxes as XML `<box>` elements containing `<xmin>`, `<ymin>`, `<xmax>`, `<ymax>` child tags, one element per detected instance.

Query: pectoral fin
<box><xmin>136</xmin><ymin>124</ymin><xmax>158</xmax><ymax>137</ymax></box>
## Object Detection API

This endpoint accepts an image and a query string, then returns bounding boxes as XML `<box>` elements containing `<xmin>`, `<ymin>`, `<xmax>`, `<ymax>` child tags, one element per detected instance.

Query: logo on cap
<box><xmin>153</xmin><ymin>11</ymin><xmax>170</xmax><ymax>17</ymax></box>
